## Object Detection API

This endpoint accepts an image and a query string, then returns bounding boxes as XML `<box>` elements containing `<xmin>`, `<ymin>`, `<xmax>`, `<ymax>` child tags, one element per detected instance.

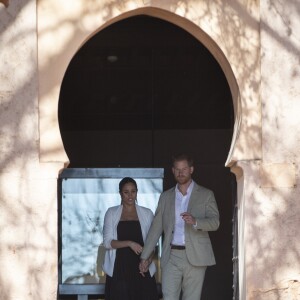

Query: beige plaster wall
<box><xmin>1</xmin><ymin>0</ymin><xmax>300</xmax><ymax>299</ymax></box>
<box><xmin>233</xmin><ymin>1</ymin><xmax>300</xmax><ymax>294</ymax></box>
<box><xmin>0</xmin><ymin>1</ymin><xmax>64</xmax><ymax>299</ymax></box>
<box><xmin>236</xmin><ymin>0</ymin><xmax>300</xmax><ymax>299</ymax></box>
<box><xmin>234</xmin><ymin>161</ymin><xmax>300</xmax><ymax>300</ymax></box>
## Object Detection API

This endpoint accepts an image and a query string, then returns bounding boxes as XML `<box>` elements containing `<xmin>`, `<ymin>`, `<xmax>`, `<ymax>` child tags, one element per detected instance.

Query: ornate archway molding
<box><xmin>38</xmin><ymin>6</ymin><xmax>262</xmax><ymax>300</ymax></box>
<box><xmin>39</xmin><ymin>6</ymin><xmax>253</xmax><ymax>167</ymax></box>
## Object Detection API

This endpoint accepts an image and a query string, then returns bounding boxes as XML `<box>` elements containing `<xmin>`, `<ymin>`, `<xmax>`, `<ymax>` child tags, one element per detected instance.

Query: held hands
<box><xmin>129</xmin><ymin>241</ymin><xmax>143</xmax><ymax>255</ymax></box>
<box><xmin>128</xmin><ymin>241</ymin><xmax>149</xmax><ymax>277</ymax></box>
<box><xmin>180</xmin><ymin>212</ymin><xmax>196</xmax><ymax>225</ymax></box>
<box><xmin>139</xmin><ymin>259</ymin><xmax>151</xmax><ymax>277</ymax></box>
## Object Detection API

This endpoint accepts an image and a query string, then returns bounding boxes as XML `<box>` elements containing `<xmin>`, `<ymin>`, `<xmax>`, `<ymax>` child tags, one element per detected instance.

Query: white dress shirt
<box><xmin>171</xmin><ymin>180</ymin><xmax>194</xmax><ymax>246</ymax></box>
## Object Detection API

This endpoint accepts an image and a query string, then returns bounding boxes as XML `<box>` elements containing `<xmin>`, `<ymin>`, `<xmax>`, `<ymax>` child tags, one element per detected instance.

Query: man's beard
<box><xmin>176</xmin><ymin>175</ymin><xmax>190</xmax><ymax>185</ymax></box>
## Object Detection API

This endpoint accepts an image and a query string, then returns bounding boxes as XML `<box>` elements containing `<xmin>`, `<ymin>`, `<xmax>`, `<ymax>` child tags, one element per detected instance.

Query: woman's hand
<box><xmin>128</xmin><ymin>241</ymin><xmax>143</xmax><ymax>255</ymax></box>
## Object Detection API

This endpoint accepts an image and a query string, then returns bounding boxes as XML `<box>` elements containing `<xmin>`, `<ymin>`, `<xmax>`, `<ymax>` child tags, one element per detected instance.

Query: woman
<box><xmin>102</xmin><ymin>177</ymin><xmax>159</xmax><ymax>300</ymax></box>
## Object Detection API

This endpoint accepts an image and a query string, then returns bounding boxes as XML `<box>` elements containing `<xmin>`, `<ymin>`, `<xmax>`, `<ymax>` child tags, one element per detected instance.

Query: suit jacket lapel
<box><xmin>187</xmin><ymin>183</ymin><xmax>199</xmax><ymax>212</ymax></box>
<box><xmin>168</xmin><ymin>188</ymin><xmax>176</xmax><ymax>230</ymax></box>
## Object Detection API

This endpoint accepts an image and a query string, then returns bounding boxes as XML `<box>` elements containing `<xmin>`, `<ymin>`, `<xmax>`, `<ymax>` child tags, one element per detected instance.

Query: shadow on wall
<box><xmin>1</xmin><ymin>0</ymin><xmax>300</xmax><ymax>299</ymax></box>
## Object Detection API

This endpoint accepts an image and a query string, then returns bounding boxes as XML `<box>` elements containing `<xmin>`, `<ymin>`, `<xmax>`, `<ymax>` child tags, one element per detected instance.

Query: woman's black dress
<box><xmin>105</xmin><ymin>220</ymin><xmax>159</xmax><ymax>300</ymax></box>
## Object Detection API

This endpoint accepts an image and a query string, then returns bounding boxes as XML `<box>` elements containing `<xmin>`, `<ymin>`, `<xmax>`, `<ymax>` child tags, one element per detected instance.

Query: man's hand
<box><xmin>180</xmin><ymin>212</ymin><xmax>196</xmax><ymax>225</ymax></box>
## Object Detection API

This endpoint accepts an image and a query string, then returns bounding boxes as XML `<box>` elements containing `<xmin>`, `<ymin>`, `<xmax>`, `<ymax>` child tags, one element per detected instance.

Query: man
<box><xmin>140</xmin><ymin>153</ymin><xmax>219</xmax><ymax>300</ymax></box>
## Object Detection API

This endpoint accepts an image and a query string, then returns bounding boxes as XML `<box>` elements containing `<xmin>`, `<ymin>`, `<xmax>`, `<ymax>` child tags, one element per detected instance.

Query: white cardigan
<box><xmin>102</xmin><ymin>204</ymin><xmax>156</xmax><ymax>277</ymax></box>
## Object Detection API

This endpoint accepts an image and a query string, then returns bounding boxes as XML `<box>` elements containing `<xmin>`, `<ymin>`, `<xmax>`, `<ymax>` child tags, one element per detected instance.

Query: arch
<box><xmin>57</xmin><ymin>8</ymin><xmax>239</xmax><ymax>298</ymax></box>
<box><xmin>70</xmin><ymin>7</ymin><xmax>240</xmax><ymax>167</ymax></box>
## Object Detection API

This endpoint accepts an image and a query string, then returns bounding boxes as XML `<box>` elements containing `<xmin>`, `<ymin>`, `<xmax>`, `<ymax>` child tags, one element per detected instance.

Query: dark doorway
<box><xmin>59</xmin><ymin>15</ymin><xmax>235</xmax><ymax>299</ymax></box>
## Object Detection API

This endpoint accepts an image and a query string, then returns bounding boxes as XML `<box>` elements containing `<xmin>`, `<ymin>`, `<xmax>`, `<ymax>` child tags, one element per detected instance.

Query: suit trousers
<box><xmin>161</xmin><ymin>249</ymin><xmax>207</xmax><ymax>300</ymax></box>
